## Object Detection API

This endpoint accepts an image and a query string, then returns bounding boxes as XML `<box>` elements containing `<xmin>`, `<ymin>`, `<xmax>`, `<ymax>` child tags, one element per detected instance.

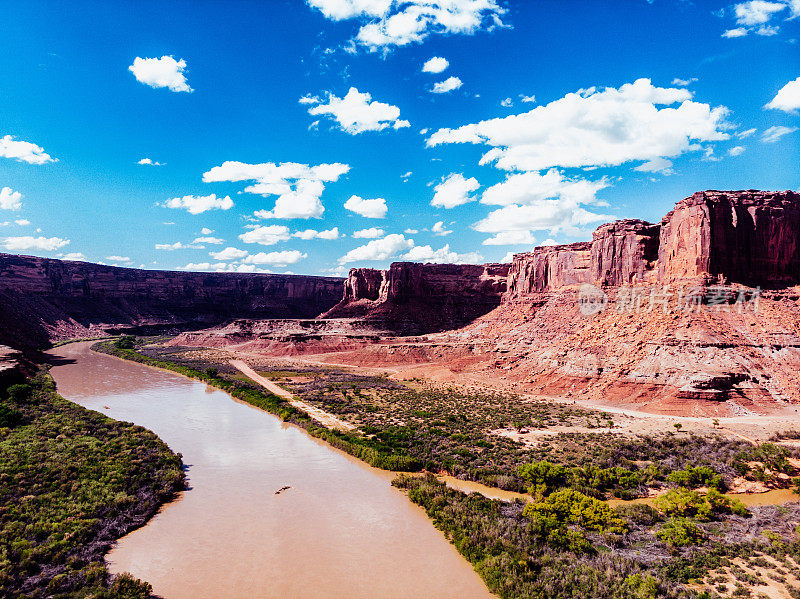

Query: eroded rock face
<box><xmin>507</xmin><ymin>190</ymin><xmax>800</xmax><ymax>297</ymax></box>
<box><xmin>0</xmin><ymin>253</ymin><xmax>343</xmax><ymax>350</ymax></box>
<box><xmin>591</xmin><ymin>219</ymin><xmax>660</xmax><ymax>286</ymax></box>
<box><xmin>322</xmin><ymin>262</ymin><xmax>510</xmax><ymax>333</ymax></box>
<box><xmin>658</xmin><ymin>190</ymin><xmax>800</xmax><ymax>286</ymax></box>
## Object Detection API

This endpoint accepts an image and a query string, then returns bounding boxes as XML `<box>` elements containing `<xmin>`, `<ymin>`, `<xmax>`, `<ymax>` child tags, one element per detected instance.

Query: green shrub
<box><xmin>114</xmin><ymin>335</ymin><xmax>137</xmax><ymax>349</ymax></box>
<box><xmin>655</xmin><ymin>487</ymin><xmax>748</xmax><ymax>520</ymax></box>
<box><xmin>0</xmin><ymin>401</ymin><xmax>22</xmax><ymax>427</ymax></box>
<box><xmin>524</xmin><ymin>488</ymin><xmax>628</xmax><ymax>535</ymax></box>
<box><xmin>667</xmin><ymin>465</ymin><xmax>723</xmax><ymax>490</ymax></box>
<box><xmin>616</xmin><ymin>503</ymin><xmax>662</xmax><ymax>526</ymax></box>
<box><xmin>656</xmin><ymin>518</ymin><xmax>707</xmax><ymax>548</ymax></box>
<box><xmin>6</xmin><ymin>383</ymin><xmax>33</xmax><ymax>404</ymax></box>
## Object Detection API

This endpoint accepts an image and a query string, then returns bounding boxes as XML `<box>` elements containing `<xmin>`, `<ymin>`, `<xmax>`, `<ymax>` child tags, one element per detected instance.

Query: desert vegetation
<box><xmin>98</xmin><ymin>339</ymin><xmax>800</xmax><ymax>598</ymax></box>
<box><xmin>0</xmin><ymin>369</ymin><xmax>184</xmax><ymax>598</ymax></box>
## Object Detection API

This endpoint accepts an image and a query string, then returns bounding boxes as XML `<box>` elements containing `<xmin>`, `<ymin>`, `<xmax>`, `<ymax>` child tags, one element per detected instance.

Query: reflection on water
<box><xmin>48</xmin><ymin>342</ymin><xmax>493</xmax><ymax>599</ymax></box>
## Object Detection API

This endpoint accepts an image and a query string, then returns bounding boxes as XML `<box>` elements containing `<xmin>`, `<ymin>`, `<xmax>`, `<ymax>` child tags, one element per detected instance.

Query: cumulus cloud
<box><xmin>519</xmin><ymin>94</ymin><xmax>536</xmax><ymax>103</ymax></box>
<box><xmin>203</xmin><ymin>160</ymin><xmax>350</xmax><ymax>219</ymax></box>
<box><xmin>128</xmin><ymin>56</ymin><xmax>192</xmax><ymax>93</ymax></box>
<box><xmin>737</xmin><ymin>128</ymin><xmax>757</xmax><ymax>138</ymax></box>
<box><xmin>672</xmin><ymin>77</ymin><xmax>698</xmax><ymax>86</ymax></box>
<box><xmin>179</xmin><ymin>262</ymin><xmax>275</xmax><ymax>273</ymax></box>
<box><xmin>353</xmin><ymin>227</ymin><xmax>385</xmax><ymax>238</ymax></box>
<box><xmin>15</xmin><ymin>219</ymin><xmax>30</xmax><ymax>226</ymax></box>
<box><xmin>427</xmin><ymin>78</ymin><xmax>730</xmax><ymax>172</ymax></box>
<box><xmin>339</xmin><ymin>233</ymin><xmax>413</xmax><ymax>263</ymax></box>
<box><xmin>192</xmin><ymin>236</ymin><xmax>224</xmax><ymax>244</ymax></box>
<box><xmin>138</xmin><ymin>158</ymin><xmax>164</xmax><ymax>166</ymax></box>
<box><xmin>3</xmin><ymin>235</ymin><xmax>69</xmax><ymax>251</ymax></box>
<box><xmin>307</xmin><ymin>0</ymin><xmax>507</xmax><ymax>50</ymax></box>
<box><xmin>761</xmin><ymin>125</ymin><xmax>798</xmax><ymax>143</ymax></box>
<box><xmin>402</xmin><ymin>244</ymin><xmax>482</xmax><ymax>264</ymax></box>
<box><xmin>481</xmin><ymin>230</ymin><xmax>537</xmax><ymax>246</ymax></box>
<box><xmin>302</xmin><ymin>87</ymin><xmax>409</xmax><ymax>134</ymax></box>
<box><xmin>62</xmin><ymin>252</ymin><xmax>87</xmax><ymax>261</ymax></box>
<box><xmin>722</xmin><ymin>27</ymin><xmax>749</xmax><ymax>37</ymax></box>
<box><xmin>238</xmin><ymin>224</ymin><xmax>292</xmax><ymax>245</ymax></box>
<box><xmin>210</xmin><ymin>246</ymin><xmax>248</xmax><ymax>260</ymax></box>
<box><xmin>105</xmin><ymin>255</ymin><xmax>131</xmax><ymax>263</ymax></box>
<box><xmin>200</xmin><ymin>227</ymin><xmax>214</xmax><ymax>235</ymax></box>
<box><xmin>0</xmin><ymin>135</ymin><xmax>55</xmax><ymax>164</ymax></box>
<box><xmin>431</xmin><ymin>221</ymin><xmax>452</xmax><ymax>236</ymax></box>
<box><xmin>422</xmin><ymin>56</ymin><xmax>449</xmax><ymax>73</ymax></box>
<box><xmin>501</xmin><ymin>97</ymin><xmax>513</xmax><ymax>107</ymax></box>
<box><xmin>634</xmin><ymin>157</ymin><xmax>674</xmax><ymax>173</ymax></box>
<box><xmin>766</xmin><ymin>76</ymin><xmax>800</xmax><ymax>113</ymax></box>
<box><xmin>728</xmin><ymin>145</ymin><xmax>746</xmax><ymax>156</ymax></box>
<box><xmin>431</xmin><ymin>76</ymin><xmax>463</xmax><ymax>94</ymax></box>
<box><xmin>344</xmin><ymin>195</ymin><xmax>388</xmax><ymax>218</ymax></box>
<box><xmin>165</xmin><ymin>194</ymin><xmax>233</xmax><ymax>215</ymax></box>
<box><xmin>243</xmin><ymin>250</ymin><xmax>307</xmax><ymax>266</ymax></box>
<box><xmin>0</xmin><ymin>187</ymin><xmax>22</xmax><ymax>210</ymax></box>
<box><xmin>480</xmin><ymin>169</ymin><xmax>608</xmax><ymax>207</ymax></box>
<box><xmin>293</xmin><ymin>227</ymin><xmax>340</xmax><ymax>239</ymax></box>
<box><xmin>431</xmin><ymin>173</ymin><xmax>479</xmax><ymax>208</ymax></box>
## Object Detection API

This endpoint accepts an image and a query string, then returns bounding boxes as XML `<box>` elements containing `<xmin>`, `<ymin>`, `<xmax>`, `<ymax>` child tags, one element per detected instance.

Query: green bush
<box><xmin>655</xmin><ymin>487</ymin><xmax>748</xmax><ymax>521</ymax></box>
<box><xmin>113</xmin><ymin>335</ymin><xmax>137</xmax><ymax>349</ymax></box>
<box><xmin>6</xmin><ymin>383</ymin><xmax>33</xmax><ymax>404</ymax></box>
<box><xmin>616</xmin><ymin>503</ymin><xmax>662</xmax><ymax>526</ymax></box>
<box><xmin>666</xmin><ymin>466</ymin><xmax>723</xmax><ymax>490</ymax></box>
<box><xmin>655</xmin><ymin>518</ymin><xmax>707</xmax><ymax>548</ymax></box>
<box><xmin>524</xmin><ymin>488</ymin><xmax>628</xmax><ymax>535</ymax></box>
<box><xmin>0</xmin><ymin>401</ymin><xmax>22</xmax><ymax>427</ymax></box>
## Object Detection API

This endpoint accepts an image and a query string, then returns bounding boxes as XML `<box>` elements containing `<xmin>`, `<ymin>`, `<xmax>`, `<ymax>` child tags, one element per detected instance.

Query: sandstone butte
<box><xmin>3</xmin><ymin>189</ymin><xmax>800</xmax><ymax>416</ymax></box>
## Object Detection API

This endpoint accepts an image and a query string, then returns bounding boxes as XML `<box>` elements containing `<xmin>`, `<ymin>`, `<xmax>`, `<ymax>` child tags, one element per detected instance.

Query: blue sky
<box><xmin>0</xmin><ymin>0</ymin><xmax>798</xmax><ymax>275</ymax></box>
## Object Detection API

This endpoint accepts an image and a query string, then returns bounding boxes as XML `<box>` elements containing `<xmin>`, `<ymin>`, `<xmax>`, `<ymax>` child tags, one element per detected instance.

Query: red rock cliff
<box><xmin>507</xmin><ymin>190</ymin><xmax>800</xmax><ymax>299</ymax></box>
<box><xmin>0</xmin><ymin>253</ymin><xmax>343</xmax><ymax>350</ymax></box>
<box><xmin>322</xmin><ymin>262</ymin><xmax>510</xmax><ymax>333</ymax></box>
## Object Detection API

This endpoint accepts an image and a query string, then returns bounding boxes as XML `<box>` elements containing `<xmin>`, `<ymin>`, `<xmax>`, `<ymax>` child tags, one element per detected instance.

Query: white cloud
<box><xmin>344</xmin><ymin>195</ymin><xmax>388</xmax><ymax>218</ymax></box>
<box><xmin>427</xmin><ymin>78</ymin><xmax>730</xmax><ymax>172</ymax></box>
<box><xmin>431</xmin><ymin>173</ymin><xmax>479</xmax><ymax>208</ymax></box>
<box><xmin>165</xmin><ymin>194</ymin><xmax>233</xmax><ymax>215</ymax></box>
<box><xmin>761</xmin><ymin>125</ymin><xmax>798</xmax><ymax>143</ymax></box>
<box><xmin>766</xmin><ymin>76</ymin><xmax>800</xmax><ymax>113</ymax></box>
<box><xmin>402</xmin><ymin>244</ymin><xmax>482</xmax><ymax>264</ymax></box>
<box><xmin>500</xmin><ymin>251</ymin><xmax>515</xmax><ymax>263</ymax></box>
<box><xmin>722</xmin><ymin>27</ymin><xmax>749</xmax><ymax>37</ymax></box>
<box><xmin>339</xmin><ymin>233</ymin><xmax>413</xmax><ymax>263</ymax></box>
<box><xmin>422</xmin><ymin>56</ymin><xmax>449</xmax><ymax>73</ymax></box>
<box><xmin>307</xmin><ymin>0</ymin><xmax>507</xmax><ymax>50</ymax></box>
<box><xmin>353</xmin><ymin>227</ymin><xmax>385</xmax><ymax>238</ymax></box>
<box><xmin>192</xmin><ymin>236</ymin><xmax>224</xmax><ymax>244</ymax></box>
<box><xmin>243</xmin><ymin>250</ymin><xmax>307</xmax><ymax>266</ymax></box>
<box><xmin>203</xmin><ymin>160</ymin><xmax>349</xmax><ymax>219</ymax></box>
<box><xmin>0</xmin><ymin>135</ymin><xmax>55</xmax><ymax>164</ymax></box>
<box><xmin>737</xmin><ymin>128</ymin><xmax>757</xmax><ymax>138</ymax></box>
<box><xmin>481</xmin><ymin>169</ymin><xmax>609</xmax><ymax>207</ymax></box>
<box><xmin>303</xmin><ymin>88</ymin><xmax>408</xmax><ymax>134</ymax></box>
<box><xmin>210</xmin><ymin>246</ymin><xmax>248</xmax><ymax>260</ymax></box>
<box><xmin>179</xmin><ymin>261</ymin><xmax>276</xmax><ymax>273</ymax></box>
<box><xmin>62</xmin><ymin>252</ymin><xmax>87</xmax><ymax>261</ymax></box>
<box><xmin>672</xmin><ymin>77</ymin><xmax>698</xmax><ymax>86</ymax></box>
<box><xmin>431</xmin><ymin>220</ymin><xmax>452</xmax><ymax>236</ymax></box>
<box><xmin>128</xmin><ymin>56</ymin><xmax>192</xmax><ymax>93</ymax></box>
<box><xmin>401</xmin><ymin>171</ymin><xmax>412</xmax><ymax>180</ymax></box>
<box><xmin>3</xmin><ymin>236</ymin><xmax>69</xmax><ymax>251</ymax></box>
<box><xmin>634</xmin><ymin>157</ymin><xmax>674</xmax><ymax>173</ymax></box>
<box><xmin>200</xmin><ymin>227</ymin><xmax>214</xmax><ymax>235</ymax></box>
<box><xmin>728</xmin><ymin>145</ymin><xmax>746</xmax><ymax>156</ymax></box>
<box><xmin>501</xmin><ymin>97</ymin><xmax>513</xmax><ymax>107</ymax></box>
<box><xmin>404</xmin><ymin>228</ymin><xmax>419</xmax><ymax>234</ymax></box>
<box><xmin>105</xmin><ymin>255</ymin><xmax>131</xmax><ymax>262</ymax></box>
<box><xmin>239</xmin><ymin>224</ymin><xmax>292</xmax><ymax>245</ymax></box>
<box><xmin>0</xmin><ymin>187</ymin><xmax>22</xmax><ymax>210</ymax></box>
<box><xmin>482</xmin><ymin>230</ymin><xmax>537</xmax><ymax>246</ymax></box>
<box><xmin>155</xmin><ymin>241</ymin><xmax>204</xmax><ymax>250</ymax></box>
<box><xmin>14</xmin><ymin>219</ymin><xmax>30</xmax><ymax>226</ymax></box>
<box><xmin>293</xmin><ymin>227</ymin><xmax>340</xmax><ymax>239</ymax></box>
<box><xmin>734</xmin><ymin>1</ymin><xmax>786</xmax><ymax>25</ymax></box>
<box><xmin>519</xmin><ymin>94</ymin><xmax>536</xmax><ymax>103</ymax></box>
<box><xmin>431</xmin><ymin>76</ymin><xmax>463</xmax><ymax>94</ymax></box>
<box><xmin>138</xmin><ymin>158</ymin><xmax>164</xmax><ymax>166</ymax></box>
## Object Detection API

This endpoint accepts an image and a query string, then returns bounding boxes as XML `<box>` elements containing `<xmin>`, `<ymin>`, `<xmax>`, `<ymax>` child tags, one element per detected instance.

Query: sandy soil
<box><xmin>229</xmin><ymin>359</ymin><xmax>356</xmax><ymax>432</ymax></box>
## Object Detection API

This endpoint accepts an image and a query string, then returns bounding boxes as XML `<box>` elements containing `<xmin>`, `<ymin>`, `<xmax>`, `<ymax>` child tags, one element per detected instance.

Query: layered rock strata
<box><xmin>0</xmin><ymin>253</ymin><xmax>343</xmax><ymax>350</ymax></box>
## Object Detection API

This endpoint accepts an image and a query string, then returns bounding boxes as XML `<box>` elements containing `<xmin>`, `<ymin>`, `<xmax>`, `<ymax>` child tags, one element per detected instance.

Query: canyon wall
<box><xmin>508</xmin><ymin>190</ymin><xmax>800</xmax><ymax>299</ymax></box>
<box><xmin>0</xmin><ymin>253</ymin><xmax>343</xmax><ymax>350</ymax></box>
<box><xmin>322</xmin><ymin>262</ymin><xmax>510</xmax><ymax>333</ymax></box>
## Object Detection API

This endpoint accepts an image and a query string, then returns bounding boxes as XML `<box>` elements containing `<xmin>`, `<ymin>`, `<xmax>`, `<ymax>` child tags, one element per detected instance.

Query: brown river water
<box><xmin>47</xmin><ymin>342</ymin><xmax>493</xmax><ymax>599</ymax></box>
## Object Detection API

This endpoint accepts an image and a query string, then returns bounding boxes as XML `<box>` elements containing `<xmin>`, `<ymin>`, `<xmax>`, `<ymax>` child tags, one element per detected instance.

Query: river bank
<box><xmin>48</xmin><ymin>341</ymin><xmax>494</xmax><ymax>599</ymax></box>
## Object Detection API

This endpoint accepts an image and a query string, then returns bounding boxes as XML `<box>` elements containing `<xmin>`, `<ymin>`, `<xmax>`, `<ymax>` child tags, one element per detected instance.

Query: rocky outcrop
<box><xmin>0</xmin><ymin>253</ymin><xmax>343</xmax><ymax>350</ymax></box>
<box><xmin>322</xmin><ymin>262</ymin><xmax>510</xmax><ymax>333</ymax></box>
<box><xmin>507</xmin><ymin>190</ymin><xmax>800</xmax><ymax>299</ymax></box>
<box><xmin>591</xmin><ymin>219</ymin><xmax>660</xmax><ymax>286</ymax></box>
<box><xmin>658</xmin><ymin>190</ymin><xmax>800</xmax><ymax>286</ymax></box>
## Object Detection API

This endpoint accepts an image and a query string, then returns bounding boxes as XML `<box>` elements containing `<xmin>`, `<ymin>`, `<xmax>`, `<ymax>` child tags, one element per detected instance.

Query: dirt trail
<box><xmin>230</xmin><ymin>359</ymin><xmax>356</xmax><ymax>432</ymax></box>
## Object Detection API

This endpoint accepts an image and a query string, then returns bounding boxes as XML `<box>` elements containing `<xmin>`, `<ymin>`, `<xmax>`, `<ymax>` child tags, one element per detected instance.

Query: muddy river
<box><xmin>48</xmin><ymin>342</ymin><xmax>493</xmax><ymax>599</ymax></box>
